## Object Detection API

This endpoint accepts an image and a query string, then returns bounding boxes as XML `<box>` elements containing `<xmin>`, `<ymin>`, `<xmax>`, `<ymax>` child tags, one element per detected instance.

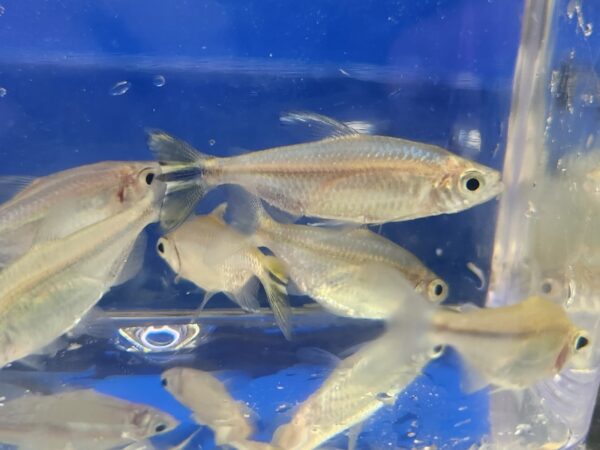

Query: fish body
<box><xmin>157</xmin><ymin>208</ymin><xmax>292</xmax><ymax>338</ymax></box>
<box><xmin>237</xmin><ymin>204</ymin><xmax>446</xmax><ymax>319</ymax></box>
<box><xmin>0</xmin><ymin>388</ymin><xmax>178</xmax><ymax>450</ymax></box>
<box><xmin>161</xmin><ymin>367</ymin><xmax>255</xmax><ymax>447</ymax></box>
<box><xmin>0</xmin><ymin>161</ymin><xmax>160</xmax><ymax>266</ymax></box>
<box><xmin>149</xmin><ymin>113</ymin><xmax>502</xmax><ymax>225</ymax></box>
<box><xmin>272</xmin><ymin>324</ymin><xmax>431</xmax><ymax>450</ymax></box>
<box><xmin>430</xmin><ymin>296</ymin><xmax>590</xmax><ymax>390</ymax></box>
<box><xmin>0</xmin><ymin>166</ymin><xmax>166</xmax><ymax>367</ymax></box>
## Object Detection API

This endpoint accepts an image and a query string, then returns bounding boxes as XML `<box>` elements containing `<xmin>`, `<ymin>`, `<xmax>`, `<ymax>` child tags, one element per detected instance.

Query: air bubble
<box><xmin>209</xmin><ymin>139</ymin><xmax>216</xmax><ymax>146</ymax></box>
<box><xmin>153</xmin><ymin>75</ymin><xmax>166</xmax><ymax>87</ymax></box>
<box><xmin>275</xmin><ymin>403</ymin><xmax>293</xmax><ymax>413</ymax></box>
<box><xmin>0</xmin><ymin>5</ymin><xmax>5</xmax><ymax>16</ymax></box>
<box><xmin>0</xmin><ymin>87</ymin><xmax>6</xmax><ymax>98</ymax></box>
<box><xmin>110</xmin><ymin>80</ymin><xmax>131</xmax><ymax>96</ymax></box>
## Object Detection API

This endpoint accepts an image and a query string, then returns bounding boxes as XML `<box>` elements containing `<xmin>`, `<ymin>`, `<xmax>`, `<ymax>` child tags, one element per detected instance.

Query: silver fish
<box><xmin>229</xmin><ymin>200</ymin><xmax>446</xmax><ymax>320</ymax></box>
<box><xmin>0</xmin><ymin>388</ymin><xmax>178</xmax><ymax>450</ymax></box>
<box><xmin>156</xmin><ymin>205</ymin><xmax>292</xmax><ymax>339</ymax></box>
<box><xmin>148</xmin><ymin>112</ymin><xmax>503</xmax><ymax>225</ymax></box>
<box><xmin>0</xmin><ymin>161</ymin><xmax>161</xmax><ymax>267</ymax></box>
<box><xmin>272</xmin><ymin>306</ymin><xmax>431</xmax><ymax>450</ymax></box>
<box><xmin>0</xmin><ymin>166</ymin><xmax>166</xmax><ymax>367</ymax></box>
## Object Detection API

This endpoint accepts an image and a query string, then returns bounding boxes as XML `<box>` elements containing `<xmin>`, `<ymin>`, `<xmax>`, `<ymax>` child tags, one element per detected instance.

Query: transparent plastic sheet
<box><xmin>488</xmin><ymin>0</ymin><xmax>600</xmax><ymax>448</ymax></box>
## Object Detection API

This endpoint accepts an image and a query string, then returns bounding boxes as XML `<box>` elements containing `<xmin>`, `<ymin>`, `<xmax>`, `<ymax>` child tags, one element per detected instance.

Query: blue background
<box><xmin>0</xmin><ymin>1</ymin><xmax>522</xmax><ymax>448</ymax></box>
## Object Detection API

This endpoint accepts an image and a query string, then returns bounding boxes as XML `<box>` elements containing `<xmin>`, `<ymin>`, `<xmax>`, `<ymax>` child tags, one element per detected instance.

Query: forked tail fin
<box><xmin>256</xmin><ymin>252</ymin><xmax>293</xmax><ymax>340</ymax></box>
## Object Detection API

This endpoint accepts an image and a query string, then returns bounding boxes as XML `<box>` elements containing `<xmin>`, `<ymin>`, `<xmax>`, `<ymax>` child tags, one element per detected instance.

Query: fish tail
<box><xmin>146</xmin><ymin>130</ymin><xmax>216</xmax><ymax>231</ymax></box>
<box><xmin>255</xmin><ymin>252</ymin><xmax>293</xmax><ymax>340</ymax></box>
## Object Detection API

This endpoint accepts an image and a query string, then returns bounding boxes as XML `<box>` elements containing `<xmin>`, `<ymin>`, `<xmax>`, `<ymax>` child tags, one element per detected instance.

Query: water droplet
<box><xmin>276</xmin><ymin>384</ymin><xmax>284</xmax><ymax>390</ymax></box>
<box><xmin>153</xmin><ymin>75</ymin><xmax>166</xmax><ymax>87</ymax></box>
<box><xmin>275</xmin><ymin>403</ymin><xmax>292</xmax><ymax>413</ymax></box>
<box><xmin>0</xmin><ymin>87</ymin><xmax>6</xmax><ymax>98</ymax></box>
<box><xmin>209</xmin><ymin>139</ymin><xmax>216</xmax><ymax>146</ymax></box>
<box><xmin>435</xmin><ymin>248</ymin><xmax>443</xmax><ymax>257</ymax></box>
<box><xmin>514</xmin><ymin>423</ymin><xmax>532</xmax><ymax>436</ymax></box>
<box><xmin>407</xmin><ymin>431</ymin><xmax>416</xmax><ymax>438</ymax></box>
<box><xmin>584</xmin><ymin>23</ymin><xmax>593</xmax><ymax>37</ymax></box>
<box><xmin>0</xmin><ymin>5</ymin><xmax>5</xmax><ymax>16</ymax></box>
<box><xmin>458</xmin><ymin>405</ymin><xmax>468</xmax><ymax>411</ymax></box>
<box><xmin>110</xmin><ymin>80</ymin><xmax>131</xmax><ymax>96</ymax></box>
<box><xmin>524</xmin><ymin>201</ymin><xmax>537</xmax><ymax>218</ymax></box>
<box><xmin>454</xmin><ymin>418</ymin><xmax>472</xmax><ymax>428</ymax></box>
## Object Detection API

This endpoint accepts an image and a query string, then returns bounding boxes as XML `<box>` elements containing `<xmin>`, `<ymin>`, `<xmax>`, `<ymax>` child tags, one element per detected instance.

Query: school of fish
<box><xmin>0</xmin><ymin>112</ymin><xmax>592</xmax><ymax>450</ymax></box>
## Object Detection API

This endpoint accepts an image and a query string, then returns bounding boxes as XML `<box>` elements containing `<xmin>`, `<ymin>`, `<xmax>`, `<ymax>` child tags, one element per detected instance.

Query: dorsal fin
<box><xmin>280</xmin><ymin>111</ymin><xmax>361</xmax><ymax>140</ymax></box>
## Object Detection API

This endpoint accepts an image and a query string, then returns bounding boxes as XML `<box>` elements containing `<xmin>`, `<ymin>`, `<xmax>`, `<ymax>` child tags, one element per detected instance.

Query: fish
<box><xmin>161</xmin><ymin>367</ymin><xmax>260</xmax><ymax>449</ymax></box>
<box><xmin>0</xmin><ymin>162</ymin><xmax>162</xmax><ymax>267</ymax></box>
<box><xmin>272</xmin><ymin>305</ymin><xmax>432</xmax><ymax>450</ymax></box>
<box><xmin>148</xmin><ymin>112</ymin><xmax>503</xmax><ymax>225</ymax></box>
<box><xmin>0</xmin><ymin>388</ymin><xmax>178</xmax><ymax>450</ymax></box>
<box><xmin>430</xmin><ymin>296</ymin><xmax>591</xmax><ymax>390</ymax></box>
<box><xmin>224</xmin><ymin>199</ymin><xmax>446</xmax><ymax>320</ymax></box>
<box><xmin>156</xmin><ymin>206</ymin><xmax>292</xmax><ymax>339</ymax></box>
<box><xmin>0</xmin><ymin>165</ymin><xmax>168</xmax><ymax>367</ymax></box>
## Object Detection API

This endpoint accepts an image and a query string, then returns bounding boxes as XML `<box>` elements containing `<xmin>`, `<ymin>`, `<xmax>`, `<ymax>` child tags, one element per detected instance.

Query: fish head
<box><xmin>556</xmin><ymin>328</ymin><xmax>591</xmax><ymax>372</ymax></box>
<box><xmin>129</xmin><ymin>405</ymin><xmax>179</xmax><ymax>439</ymax></box>
<box><xmin>438</xmin><ymin>159</ymin><xmax>503</xmax><ymax>212</ymax></box>
<box><xmin>116</xmin><ymin>163</ymin><xmax>166</xmax><ymax>206</ymax></box>
<box><xmin>156</xmin><ymin>236</ymin><xmax>181</xmax><ymax>274</ymax></box>
<box><xmin>160</xmin><ymin>367</ymin><xmax>186</xmax><ymax>396</ymax></box>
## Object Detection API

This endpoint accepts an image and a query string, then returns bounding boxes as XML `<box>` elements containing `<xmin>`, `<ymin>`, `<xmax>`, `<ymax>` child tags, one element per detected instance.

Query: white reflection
<box><xmin>117</xmin><ymin>324</ymin><xmax>203</xmax><ymax>353</ymax></box>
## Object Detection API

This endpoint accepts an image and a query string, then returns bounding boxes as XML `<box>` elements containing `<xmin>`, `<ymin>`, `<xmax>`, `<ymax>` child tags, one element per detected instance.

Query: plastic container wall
<box><xmin>489</xmin><ymin>0</ymin><xmax>600</xmax><ymax>447</ymax></box>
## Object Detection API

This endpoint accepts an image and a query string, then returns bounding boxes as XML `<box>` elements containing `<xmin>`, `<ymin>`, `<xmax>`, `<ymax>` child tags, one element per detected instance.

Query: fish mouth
<box><xmin>157</xmin><ymin>237</ymin><xmax>181</xmax><ymax>274</ymax></box>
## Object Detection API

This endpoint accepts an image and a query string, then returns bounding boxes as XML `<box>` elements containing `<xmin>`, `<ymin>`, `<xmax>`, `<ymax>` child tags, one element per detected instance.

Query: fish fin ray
<box><xmin>256</xmin><ymin>253</ymin><xmax>292</xmax><ymax>340</ymax></box>
<box><xmin>146</xmin><ymin>129</ymin><xmax>207</xmax><ymax>164</ymax></box>
<box><xmin>199</xmin><ymin>291</ymin><xmax>218</xmax><ymax>310</ymax></box>
<box><xmin>232</xmin><ymin>278</ymin><xmax>261</xmax><ymax>312</ymax></box>
<box><xmin>280</xmin><ymin>111</ymin><xmax>360</xmax><ymax>139</ymax></box>
<box><xmin>457</xmin><ymin>353</ymin><xmax>491</xmax><ymax>394</ymax></box>
<box><xmin>296</xmin><ymin>347</ymin><xmax>341</xmax><ymax>367</ymax></box>
<box><xmin>0</xmin><ymin>175</ymin><xmax>37</xmax><ymax>203</ymax></box>
<box><xmin>159</xmin><ymin>183</ymin><xmax>204</xmax><ymax>232</ymax></box>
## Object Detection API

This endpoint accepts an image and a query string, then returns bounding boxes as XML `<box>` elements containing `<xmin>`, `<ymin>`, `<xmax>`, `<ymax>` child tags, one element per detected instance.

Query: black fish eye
<box><xmin>161</xmin><ymin>378</ymin><xmax>168</xmax><ymax>386</ymax></box>
<box><xmin>430</xmin><ymin>344</ymin><xmax>445</xmax><ymax>358</ymax></box>
<box><xmin>434</xmin><ymin>284</ymin><xmax>444</xmax><ymax>296</ymax></box>
<box><xmin>145</xmin><ymin>172</ymin><xmax>155</xmax><ymax>185</ymax></box>
<box><xmin>575</xmin><ymin>335</ymin><xmax>589</xmax><ymax>351</ymax></box>
<box><xmin>541</xmin><ymin>280</ymin><xmax>553</xmax><ymax>294</ymax></box>
<box><xmin>465</xmin><ymin>177</ymin><xmax>480</xmax><ymax>192</ymax></box>
<box><xmin>155</xmin><ymin>423</ymin><xmax>167</xmax><ymax>433</ymax></box>
<box><xmin>157</xmin><ymin>242</ymin><xmax>165</xmax><ymax>254</ymax></box>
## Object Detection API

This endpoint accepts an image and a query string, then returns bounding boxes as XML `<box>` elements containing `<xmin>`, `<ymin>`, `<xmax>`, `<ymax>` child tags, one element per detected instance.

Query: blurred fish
<box><xmin>272</xmin><ymin>298</ymin><xmax>431</xmax><ymax>450</ymax></box>
<box><xmin>225</xmin><ymin>199</ymin><xmax>446</xmax><ymax>320</ymax></box>
<box><xmin>0</xmin><ymin>167</ymin><xmax>167</xmax><ymax>367</ymax></box>
<box><xmin>0</xmin><ymin>388</ymin><xmax>178</xmax><ymax>450</ymax></box>
<box><xmin>162</xmin><ymin>367</ymin><xmax>262</xmax><ymax>449</ymax></box>
<box><xmin>430</xmin><ymin>296</ymin><xmax>591</xmax><ymax>390</ymax></box>
<box><xmin>148</xmin><ymin>112</ymin><xmax>503</xmax><ymax>225</ymax></box>
<box><xmin>156</xmin><ymin>206</ymin><xmax>292</xmax><ymax>339</ymax></box>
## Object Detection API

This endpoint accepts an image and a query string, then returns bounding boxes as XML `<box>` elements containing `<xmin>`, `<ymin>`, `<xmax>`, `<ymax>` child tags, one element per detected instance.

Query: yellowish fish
<box><xmin>0</xmin><ymin>166</ymin><xmax>167</xmax><ymax>367</ymax></box>
<box><xmin>429</xmin><ymin>296</ymin><xmax>590</xmax><ymax>390</ymax></box>
<box><xmin>161</xmin><ymin>367</ymin><xmax>258</xmax><ymax>448</ymax></box>
<box><xmin>156</xmin><ymin>206</ymin><xmax>291</xmax><ymax>339</ymax></box>
<box><xmin>148</xmin><ymin>112</ymin><xmax>503</xmax><ymax>225</ymax></box>
<box><xmin>0</xmin><ymin>388</ymin><xmax>178</xmax><ymax>450</ymax></box>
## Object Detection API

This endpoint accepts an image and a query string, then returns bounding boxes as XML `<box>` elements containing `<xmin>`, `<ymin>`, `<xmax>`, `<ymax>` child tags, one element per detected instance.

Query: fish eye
<box><xmin>460</xmin><ymin>171</ymin><xmax>485</xmax><ymax>194</ymax></box>
<box><xmin>430</xmin><ymin>344</ymin><xmax>445</xmax><ymax>359</ymax></box>
<box><xmin>145</xmin><ymin>172</ymin><xmax>155</xmax><ymax>185</ymax></box>
<box><xmin>154</xmin><ymin>423</ymin><xmax>167</xmax><ymax>433</ymax></box>
<box><xmin>574</xmin><ymin>333</ymin><xmax>590</xmax><ymax>351</ymax></box>
<box><xmin>157</xmin><ymin>241</ymin><xmax>165</xmax><ymax>254</ymax></box>
<box><xmin>427</xmin><ymin>279</ymin><xmax>448</xmax><ymax>302</ymax></box>
<box><xmin>541</xmin><ymin>279</ymin><xmax>554</xmax><ymax>294</ymax></box>
<box><xmin>161</xmin><ymin>378</ymin><xmax>168</xmax><ymax>386</ymax></box>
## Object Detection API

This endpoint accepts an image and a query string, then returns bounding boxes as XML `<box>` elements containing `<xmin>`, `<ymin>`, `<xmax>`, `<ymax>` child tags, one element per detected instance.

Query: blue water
<box><xmin>0</xmin><ymin>1</ymin><xmax>522</xmax><ymax>448</ymax></box>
